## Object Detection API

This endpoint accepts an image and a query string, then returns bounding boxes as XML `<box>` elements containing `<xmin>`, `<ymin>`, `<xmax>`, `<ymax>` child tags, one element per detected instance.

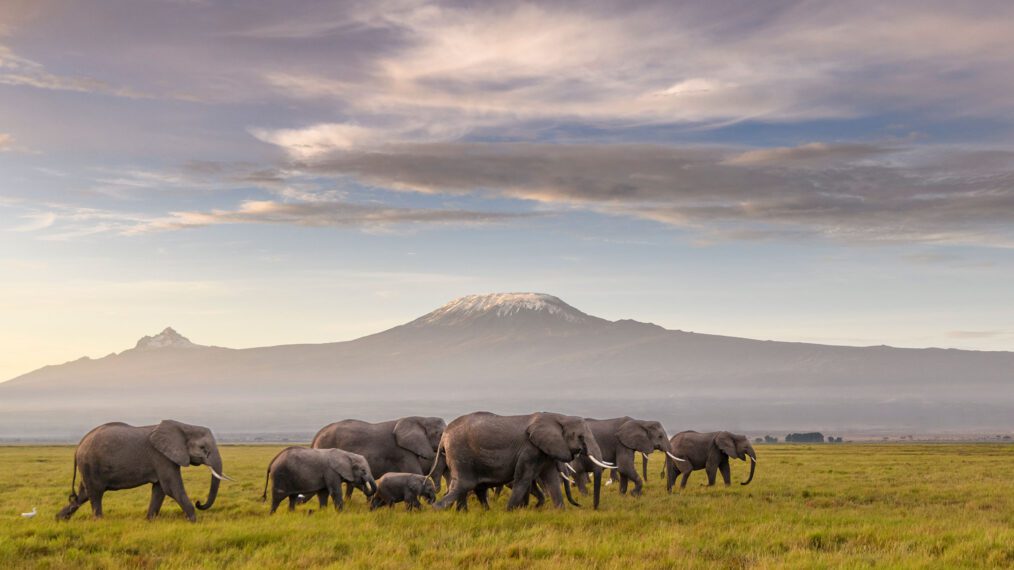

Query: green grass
<box><xmin>1</xmin><ymin>444</ymin><xmax>1011</xmax><ymax>569</ymax></box>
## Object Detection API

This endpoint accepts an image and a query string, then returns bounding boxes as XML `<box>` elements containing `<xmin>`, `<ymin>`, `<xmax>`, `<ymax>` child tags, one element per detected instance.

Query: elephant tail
<box><xmin>68</xmin><ymin>455</ymin><xmax>78</xmax><ymax>502</ymax></box>
<box><xmin>425</xmin><ymin>436</ymin><xmax>446</xmax><ymax>480</ymax></box>
<box><xmin>262</xmin><ymin>451</ymin><xmax>282</xmax><ymax>502</ymax></box>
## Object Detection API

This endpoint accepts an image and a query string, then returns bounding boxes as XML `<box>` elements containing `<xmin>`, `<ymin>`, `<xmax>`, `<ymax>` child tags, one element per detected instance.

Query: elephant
<box><xmin>664</xmin><ymin>430</ymin><xmax>757</xmax><ymax>492</ymax></box>
<box><xmin>369</xmin><ymin>473</ymin><xmax>436</xmax><ymax>511</ymax></box>
<box><xmin>261</xmin><ymin>447</ymin><xmax>376</xmax><ymax>514</ymax></box>
<box><xmin>311</xmin><ymin>416</ymin><xmax>446</xmax><ymax>499</ymax></box>
<box><xmin>434</xmin><ymin>411</ymin><xmax>614</xmax><ymax>511</ymax></box>
<box><xmin>568</xmin><ymin>417</ymin><xmax>677</xmax><ymax>497</ymax></box>
<box><xmin>56</xmin><ymin>420</ymin><xmax>230</xmax><ymax>522</ymax></box>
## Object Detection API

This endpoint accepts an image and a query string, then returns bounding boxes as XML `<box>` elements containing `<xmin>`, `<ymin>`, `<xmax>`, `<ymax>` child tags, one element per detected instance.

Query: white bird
<box><xmin>21</xmin><ymin>508</ymin><xmax>37</xmax><ymax>518</ymax></box>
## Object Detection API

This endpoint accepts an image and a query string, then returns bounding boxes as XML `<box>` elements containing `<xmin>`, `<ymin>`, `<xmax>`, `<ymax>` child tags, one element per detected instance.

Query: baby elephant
<box><xmin>262</xmin><ymin>447</ymin><xmax>376</xmax><ymax>514</ymax></box>
<box><xmin>369</xmin><ymin>473</ymin><xmax>437</xmax><ymax>511</ymax></box>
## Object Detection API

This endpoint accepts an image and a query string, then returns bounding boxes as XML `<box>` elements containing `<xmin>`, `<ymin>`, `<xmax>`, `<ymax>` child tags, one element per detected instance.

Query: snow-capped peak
<box><xmin>411</xmin><ymin>293</ymin><xmax>604</xmax><ymax>327</ymax></box>
<box><xmin>133</xmin><ymin>327</ymin><xmax>198</xmax><ymax>350</ymax></box>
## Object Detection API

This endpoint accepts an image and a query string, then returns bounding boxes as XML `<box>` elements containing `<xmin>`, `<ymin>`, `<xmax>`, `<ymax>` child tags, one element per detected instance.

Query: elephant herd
<box><xmin>55</xmin><ymin>412</ymin><xmax>757</xmax><ymax>522</ymax></box>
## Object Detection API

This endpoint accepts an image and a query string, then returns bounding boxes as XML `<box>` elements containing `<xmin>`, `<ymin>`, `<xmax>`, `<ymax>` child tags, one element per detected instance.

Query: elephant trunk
<box><xmin>592</xmin><ymin>468</ymin><xmax>602</xmax><ymax>510</ymax></box>
<box><xmin>741</xmin><ymin>453</ymin><xmax>756</xmax><ymax>486</ymax></box>
<box><xmin>363</xmin><ymin>477</ymin><xmax>377</xmax><ymax>497</ymax></box>
<box><xmin>196</xmin><ymin>448</ymin><xmax>222</xmax><ymax>510</ymax></box>
<box><xmin>641</xmin><ymin>453</ymin><xmax>648</xmax><ymax>481</ymax></box>
<box><xmin>562</xmin><ymin>474</ymin><xmax>581</xmax><ymax>507</ymax></box>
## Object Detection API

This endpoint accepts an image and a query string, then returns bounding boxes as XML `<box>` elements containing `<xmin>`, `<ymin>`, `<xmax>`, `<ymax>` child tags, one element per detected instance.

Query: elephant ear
<box><xmin>617</xmin><ymin>420</ymin><xmax>653</xmax><ymax>454</ymax></box>
<box><xmin>149</xmin><ymin>420</ymin><xmax>190</xmax><ymax>467</ymax></box>
<box><xmin>527</xmin><ymin>416</ymin><xmax>571</xmax><ymax>462</ymax></box>
<box><xmin>394</xmin><ymin>418</ymin><xmax>435</xmax><ymax>460</ymax></box>
<box><xmin>326</xmin><ymin>451</ymin><xmax>356</xmax><ymax>482</ymax></box>
<box><xmin>715</xmin><ymin>432</ymin><xmax>738</xmax><ymax>458</ymax></box>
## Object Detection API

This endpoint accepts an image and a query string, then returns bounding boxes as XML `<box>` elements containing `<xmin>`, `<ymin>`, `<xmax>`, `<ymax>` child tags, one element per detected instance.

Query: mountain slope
<box><xmin>1</xmin><ymin>293</ymin><xmax>1011</xmax><ymax>437</ymax></box>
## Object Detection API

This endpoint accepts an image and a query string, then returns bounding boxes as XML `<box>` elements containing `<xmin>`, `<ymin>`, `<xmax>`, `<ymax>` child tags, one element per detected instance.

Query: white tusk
<box><xmin>207</xmin><ymin>465</ymin><xmax>235</xmax><ymax>482</ymax></box>
<box><xmin>588</xmin><ymin>455</ymin><xmax>615</xmax><ymax>469</ymax></box>
<box><xmin>666</xmin><ymin>452</ymin><xmax>689</xmax><ymax>463</ymax></box>
<box><xmin>565</xmin><ymin>463</ymin><xmax>578</xmax><ymax>474</ymax></box>
<box><xmin>750</xmin><ymin>456</ymin><xmax>757</xmax><ymax>463</ymax></box>
<box><xmin>560</xmin><ymin>472</ymin><xmax>575</xmax><ymax>484</ymax></box>
<box><xmin>641</xmin><ymin>452</ymin><xmax>650</xmax><ymax>460</ymax></box>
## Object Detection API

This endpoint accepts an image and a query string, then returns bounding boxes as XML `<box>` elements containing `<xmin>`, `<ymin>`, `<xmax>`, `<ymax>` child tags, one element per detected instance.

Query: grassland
<box><xmin>1</xmin><ymin>443</ymin><xmax>1011</xmax><ymax>569</ymax></box>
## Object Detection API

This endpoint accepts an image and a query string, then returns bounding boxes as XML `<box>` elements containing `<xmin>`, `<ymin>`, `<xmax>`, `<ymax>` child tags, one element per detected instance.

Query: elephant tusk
<box><xmin>560</xmin><ymin>472</ymin><xmax>576</xmax><ymax>484</ymax></box>
<box><xmin>207</xmin><ymin>465</ymin><xmax>235</xmax><ymax>482</ymax></box>
<box><xmin>588</xmin><ymin>455</ymin><xmax>615</xmax><ymax>469</ymax></box>
<box><xmin>666</xmin><ymin>452</ymin><xmax>689</xmax><ymax>463</ymax></box>
<box><xmin>641</xmin><ymin>452</ymin><xmax>651</xmax><ymax>460</ymax></box>
<box><xmin>750</xmin><ymin>456</ymin><xmax>758</xmax><ymax>463</ymax></box>
<box><xmin>565</xmin><ymin>463</ymin><xmax>578</xmax><ymax>474</ymax></box>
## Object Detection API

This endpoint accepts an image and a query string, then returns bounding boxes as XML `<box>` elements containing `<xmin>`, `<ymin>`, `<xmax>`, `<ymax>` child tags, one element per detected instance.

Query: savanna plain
<box><xmin>1</xmin><ymin>444</ymin><xmax>1011</xmax><ymax>569</ymax></box>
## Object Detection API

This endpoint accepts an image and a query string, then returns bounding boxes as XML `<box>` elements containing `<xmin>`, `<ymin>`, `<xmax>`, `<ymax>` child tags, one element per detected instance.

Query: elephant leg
<box><xmin>369</xmin><ymin>496</ymin><xmax>381</xmax><ymax>511</ymax></box>
<box><xmin>269</xmin><ymin>489</ymin><xmax>286</xmax><ymax>514</ymax></box>
<box><xmin>146</xmin><ymin>483</ymin><xmax>166</xmax><ymax>520</ymax></box>
<box><xmin>680</xmin><ymin>471</ymin><xmax>691</xmax><ymax>490</ymax></box>
<box><xmin>705</xmin><ymin>466</ymin><xmax>717</xmax><ymax>487</ymax></box>
<box><xmin>87</xmin><ymin>485</ymin><xmax>106</xmax><ymax>519</ymax></box>
<box><xmin>435</xmin><ymin>478</ymin><xmax>472</xmax><ymax>512</ymax></box>
<box><xmin>287</xmin><ymin>495</ymin><xmax>297</xmax><ymax>512</ymax></box>
<box><xmin>56</xmin><ymin>483</ymin><xmax>89</xmax><ymax>521</ymax></box>
<box><xmin>344</xmin><ymin>482</ymin><xmax>355</xmax><ymax>502</ymax></box>
<box><xmin>405</xmin><ymin>491</ymin><xmax>422</xmax><ymax>511</ymax></box>
<box><xmin>317</xmin><ymin>490</ymin><xmax>329</xmax><ymax>509</ymax></box>
<box><xmin>331</xmin><ymin>490</ymin><xmax>344</xmax><ymax>512</ymax></box>
<box><xmin>531</xmin><ymin>482</ymin><xmax>546</xmax><ymax>508</ymax></box>
<box><xmin>474</xmin><ymin>485</ymin><xmax>491</xmax><ymax>510</ymax></box>
<box><xmin>507</xmin><ymin>462</ymin><xmax>538</xmax><ymax>510</ymax></box>
<box><xmin>574</xmin><ymin>472</ymin><xmax>589</xmax><ymax>495</ymax></box>
<box><xmin>719</xmin><ymin>460</ymin><xmax>731</xmax><ymax>486</ymax></box>
<box><xmin>542</xmin><ymin>478</ymin><xmax>565</xmax><ymax>509</ymax></box>
<box><xmin>159</xmin><ymin>468</ymin><xmax>197</xmax><ymax>522</ymax></box>
<box><xmin>493</xmin><ymin>485</ymin><xmax>503</xmax><ymax>498</ymax></box>
<box><xmin>616</xmin><ymin>450</ymin><xmax>643</xmax><ymax>496</ymax></box>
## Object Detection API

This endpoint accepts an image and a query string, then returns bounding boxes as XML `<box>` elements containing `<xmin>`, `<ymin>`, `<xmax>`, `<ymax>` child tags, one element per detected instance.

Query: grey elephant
<box><xmin>664</xmin><ymin>430</ymin><xmax>757</xmax><ymax>491</ymax></box>
<box><xmin>369</xmin><ymin>473</ymin><xmax>436</xmax><ymax>511</ymax></box>
<box><xmin>261</xmin><ymin>447</ymin><xmax>376</xmax><ymax>513</ymax></box>
<box><xmin>568</xmin><ymin>417</ymin><xmax>678</xmax><ymax>497</ymax></box>
<box><xmin>56</xmin><ymin>420</ymin><xmax>231</xmax><ymax>522</ymax></box>
<box><xmin>434</xmin><ymin>411</ymin><xmax>614</xmax><ymax>511</ymax></box>
<box><xmin>311</xmin><ymin>416</ymin><xmax>446</xmax><ymax>498</ymax></box>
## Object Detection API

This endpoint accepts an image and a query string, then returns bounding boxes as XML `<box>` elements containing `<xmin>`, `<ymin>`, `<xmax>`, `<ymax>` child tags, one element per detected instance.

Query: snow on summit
<box><xmin>132</xmin><ymin>327</ymin><xmax>199</xmax><ymax>350</ymax></box>
<box><xmin>412</xmin><ymin>293</ymin><xmax>603</xmax><ymax>326</ymax></box>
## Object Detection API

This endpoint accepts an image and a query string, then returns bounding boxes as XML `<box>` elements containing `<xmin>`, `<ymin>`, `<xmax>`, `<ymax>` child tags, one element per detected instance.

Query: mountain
<box><xmin>1</xmin><ymin>292</ymin><xmax>1012</xmax><ymax>439</ymax></box>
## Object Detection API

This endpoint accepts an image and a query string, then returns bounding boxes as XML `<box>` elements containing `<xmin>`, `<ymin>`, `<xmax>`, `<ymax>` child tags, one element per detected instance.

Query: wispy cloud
<box><xmin>128</xmin><ymin>199</ymin><xmax>531</xmax><ymax>233</ymax></box>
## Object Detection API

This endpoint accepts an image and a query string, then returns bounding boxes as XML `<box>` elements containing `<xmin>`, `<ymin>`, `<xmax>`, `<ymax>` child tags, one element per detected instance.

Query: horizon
<box><xmin>5</xmin><ymin>289</ymin><xmax>1012</xmax><ymax>383</ymax></box>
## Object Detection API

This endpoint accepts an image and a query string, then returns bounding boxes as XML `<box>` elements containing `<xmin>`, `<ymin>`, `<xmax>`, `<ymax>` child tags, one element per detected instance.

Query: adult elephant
<box><xmin>311</xmin><ymin>416</ymin><xmax>446</xmax><ymax>497</ymax></box>
<box><xmin>56</xmin><ymin>420</ymin><xmax>231</xmax><ymax>522</ymax></box>
<box><xmin>434</xmin><ymin>411</ymin><xmax>614</xmax><ymax>511</ymax></box>
<box><xmin>665</xmin><ymin>430</ymin><xmax>757</xmax><ymax>491</ymax></box>
<box><xmin>569</xmin><ymin>417</ymin><xmax>679</xmax><ymax>497</ymax></box>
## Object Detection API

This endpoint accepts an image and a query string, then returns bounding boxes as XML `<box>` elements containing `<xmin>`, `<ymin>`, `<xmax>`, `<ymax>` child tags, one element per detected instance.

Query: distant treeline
<box><xmin>754</xmin><ymin>433</ymin><xmax>844</xmax><ymax>443</ymax></box>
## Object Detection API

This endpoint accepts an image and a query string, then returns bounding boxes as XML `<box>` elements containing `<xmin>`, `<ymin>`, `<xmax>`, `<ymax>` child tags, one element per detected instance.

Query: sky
<box><xmin>1</xmin><ymin>0</ymin><xmax>1013</xmax><ymax>382</ymax></box>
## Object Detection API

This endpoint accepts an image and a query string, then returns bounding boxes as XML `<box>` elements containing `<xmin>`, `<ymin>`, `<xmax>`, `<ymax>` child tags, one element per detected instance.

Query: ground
<box><xmin>1</xmin><ymin>444</ymin><xmax>1011</xmax><ymax>569</ymax></box>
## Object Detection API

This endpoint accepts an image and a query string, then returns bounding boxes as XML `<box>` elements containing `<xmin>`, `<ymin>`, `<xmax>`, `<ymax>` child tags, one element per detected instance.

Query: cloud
<box><xmin>724</xmin><ymin>143</ymin><xmax>891</xmax><ymax>166</ymax></box>
<box><xmin>0</xmin><ymin>44</ymin><xmax>183</xmax><ymax>100</ymax></box>
<box><xmin>9</xmin><ymin>212</ymin><xmax>56</xmax><ymax>232</ymax></box>
<box><xmin>0</xmin><ymin>132</ymin><xmax>12</xmax><ymax>151</ymax></box>
<box><xmin>303</xmin><ymin>141</ymin><xmax>1014</xmax><ymax>246</ymax></box>
<box><xmin>128</xmin><ymin>199</ymin><xmax>530</xmax><ymax>233</ymax></box>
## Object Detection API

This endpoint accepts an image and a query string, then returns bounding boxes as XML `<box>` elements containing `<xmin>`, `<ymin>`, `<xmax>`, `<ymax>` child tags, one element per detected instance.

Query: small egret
<box><xmin>21</xmin><ymin>508</ymin><xmax>37</xmax><ymax>519</ymax></box>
